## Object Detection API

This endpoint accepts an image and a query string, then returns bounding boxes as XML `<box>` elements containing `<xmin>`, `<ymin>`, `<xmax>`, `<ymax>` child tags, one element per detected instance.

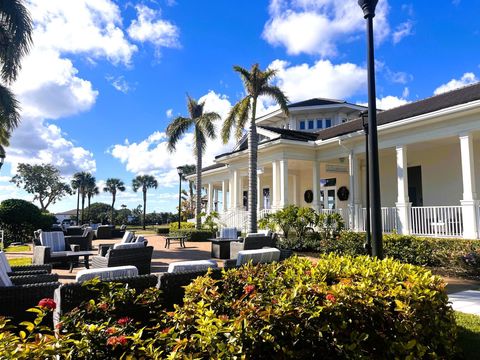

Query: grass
<box><xmin>456</xmin><ymin>311</ymin><xmax>480</xmax><ymax>358</ymax></box>
<box><xmin>128</xmin><ymin>225</ymin><xmax>164</xmax><ymax>235</ymax></box>
<box><xmin>8</xmin><ymin>257</ymin><xmax>32</xmax><ymax>267</ymax></box>
<box><xmin>4</xmin><ymin>245</ymin><xmax>30</xmax><ymax>253</ymax></box>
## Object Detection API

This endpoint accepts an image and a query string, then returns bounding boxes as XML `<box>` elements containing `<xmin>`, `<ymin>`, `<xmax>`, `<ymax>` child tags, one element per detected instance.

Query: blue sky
<box><xmin>2</xmin><ymin>0</ymin><xmax>479</xmax><ymax>214</ymax></box>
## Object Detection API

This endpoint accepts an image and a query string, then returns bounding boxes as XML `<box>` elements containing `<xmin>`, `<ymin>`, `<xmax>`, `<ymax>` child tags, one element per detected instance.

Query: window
<box><xmin>316</xmin><ymin>119</ymin><xmax>323</xmax><ymax>129</ymax></box>
<box><xmin>325</xmin><ymin>118</ymin><xmax>332</xmax><ymax>128</ymax></box>
<box><xmin>299</xmin><ymin>121</ymin><xmax>305</xmax><ymax>130</ymax></box>
<box><xmin>308</xmin><ymin>120</ymin><xmax>314</xmax><ymax>129</ymax></box>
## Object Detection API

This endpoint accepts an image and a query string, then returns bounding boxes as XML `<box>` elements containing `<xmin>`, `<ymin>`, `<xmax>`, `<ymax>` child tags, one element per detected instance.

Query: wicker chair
<box><xmin>91</xmin><ymin>246</ymin><xmax>154</xmax><ymax>275</ymax></box>
<box><xmin>0</xmin><ymin>251</ymin><xmax>52</xmax><ymax>276</ymax></box>
<box><xmin>94</xmin><ymin>225</ymin><xmax>114</xmax><ymax>239</ymax></box>
<box><xmin>65</xmin><ymin>227</ymin><xmax>93</xmax><ymax>250</ymax></box>
<box><xmin>33</xmin><ymin>231</ymin><xmax>82</xmax><ymax>265</ymax></box>
<box><xmin>229</xmin><ymin>233</ymin><xmax>276</xmax><ymax>259</ymax></box>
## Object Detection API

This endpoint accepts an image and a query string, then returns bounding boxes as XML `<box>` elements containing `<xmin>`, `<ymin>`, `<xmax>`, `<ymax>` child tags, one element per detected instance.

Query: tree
<box><xmin>85</xmin><ymin>179</ymin><xmax>99</xmax><ymax>221</ymax></box>
<box><xmin>11</xmin><ymin>163</ymin><xmax>72</xmax><ymax>211</ymax></box>
<box><xmin>132</xmin><ymin>175</ymin><xmax>158</xmax><ymax>230</ymax></box>
<box><xmin>178</xmin><ymin>164</ymin><xmax>196</xmax><ymax>214</ymax></box>
<box><xmin>83</xmin><ymin>202</ymin><xmax>112</xmax><ymax>224</ymax></box>
<box><xmin>167</xmin><ymin>96</ymin><xmax>220</xmax><ymax>230</ymax></box>
<box><xmin>0</xmin><ymin>1</ymin><xmax>33</xmax><ymax>152</ymax></box>
<box><xmin>71</xmin><ymin>172</ymin><xmax>94</xmax><ymax>225</ymax></box>
<box><xmin>221</xmin><ymin>64</ymin><xmax>289</xmax><ymax>233</ymax></box>
<box><xmin>103</xmin><ymin>178</ymin><xmax>126</xmax><ymax>225</ymax></box>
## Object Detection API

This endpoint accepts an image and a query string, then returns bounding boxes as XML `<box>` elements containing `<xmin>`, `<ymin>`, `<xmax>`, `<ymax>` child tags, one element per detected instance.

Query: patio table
<box><xmin>64</xmin><ymin>251</ymin><xmax>96</xmax><ymax>273</ymax></box>
<box><xmin>164</xmin><ymin>236</ymin><xmax>187</xmax><ymax>249</ymax></box>
<box><xmin>209</xmin><ymin>238</ymin><xmax>236</xmax><ymax>259</ymax></box>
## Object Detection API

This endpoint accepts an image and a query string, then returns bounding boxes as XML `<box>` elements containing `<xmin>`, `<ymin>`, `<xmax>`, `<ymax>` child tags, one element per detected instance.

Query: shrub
<box><xmin>0</xmin><ymin>199</ymin><xmax>55</xmax><ymax>245</ymax></box>
<box><xmin>156</xmin><ymin>226</ymin><xmax>169</xmax><ymax>235</ymax></box>
<box><xmin>171</xmin><ymin>228</ymin><xmax>214</xmax><ymax>241</ymax></box>
<box><xmin>169</xmin><ymin>221</ymin><xmax>194</xmax><ymax>232</ymax></box>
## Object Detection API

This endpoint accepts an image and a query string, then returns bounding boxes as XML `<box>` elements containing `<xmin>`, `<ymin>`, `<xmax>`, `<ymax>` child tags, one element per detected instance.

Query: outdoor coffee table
<box><xmin>165</xmin><ymin>236</ymin><xmax>187</xmax><ymax>249</ymax></box>
<box><xmin>65</xmin><ymin>251</ymin><xmax>96</xmax><ymax>273</ymax></box>
<box><xmin>210</xmin><ymin>238</ymin><xmax>236</xmax><ymax>259</ymax></box>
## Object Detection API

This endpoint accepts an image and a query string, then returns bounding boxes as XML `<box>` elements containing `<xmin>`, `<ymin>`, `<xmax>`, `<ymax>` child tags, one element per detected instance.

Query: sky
<box><xmin>1</xmin><ymin>0</ymin><xmax>479</xmax><ymax>214</ymax></box>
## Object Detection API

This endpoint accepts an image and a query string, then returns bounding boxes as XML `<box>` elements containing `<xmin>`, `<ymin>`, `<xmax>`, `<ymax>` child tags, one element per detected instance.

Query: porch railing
<box><xmin>410</xmin><ymin>206</ymin><xmax>463</xmax><ymax>237</ymax></box>
<box><xmin>358</xmin><ymin>207</ymin><xmax>397</xmax><ymax>233</ymax></box>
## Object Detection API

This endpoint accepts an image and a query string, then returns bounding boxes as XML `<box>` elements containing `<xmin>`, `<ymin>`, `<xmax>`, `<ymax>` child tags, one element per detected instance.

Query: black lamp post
<box><xmin>360</xmin><ymin>111</ymin><xmax>371</xmax><ymax>255</ymax></box>
<box><xmin>358</xmin><ymin>0</ymin><xmax>383</xmax><ymax>259</ymax></box>
<box><xmin>177</xmin><ymin>166</ymin><xmax>183</xmax><ymax>229</ymax></box>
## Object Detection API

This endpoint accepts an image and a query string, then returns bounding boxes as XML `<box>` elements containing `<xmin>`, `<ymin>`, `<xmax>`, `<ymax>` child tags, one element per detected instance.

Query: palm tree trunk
<box><xmin>195</xmin><ymin>139</ymin><xmax>202</xmax><ymax>230</ymax></box>
<box><xmin>143</xmin><ymin>190</ymin><xmax>147</xmax><ymax>230</ymax></box>
<box><xmin>111</xmin><ymin>193</ymin><xmax>116</xmax><ymax>225</ymax></box>
<box><xmin>87</xmin><ymin>195</ymin><xmax>91</xmax><ymax>221</ymax></box>
<box><xmin>81</xmin><ymin>191</ymin><xmax>86</xmax><ymax>225</ymax></box>
<box><xmin>76</xmin><ymin>190</ymin><xmax>80</xmax><ymax>225</ymax></box>
<box><xmin>189</xmin><ymin>180</ymin><xmax>194</xmax><ymax>212</ymax></box>
<box><xmin>248</xmin><ymin>97</ymin><xmax>258</xmax><ymax>233</ymax></box>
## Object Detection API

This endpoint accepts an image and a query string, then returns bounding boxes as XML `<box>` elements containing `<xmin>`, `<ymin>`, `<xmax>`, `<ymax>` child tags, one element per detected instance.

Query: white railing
<box><xmin>319</xmin><ymin>208</ymin><xmax>345</xmax><ymax>217</ymax></box>
<box><xmin>410</xmin><ymin>206</ymin><xmax>463</xmax><ymax>237</ymax></box>
<box><xmin>219</xmin><ymin>208</ymin><xmax>248</xmax><ymax>232</ymax></box>
<box><xmin>258</xmin><ymin>208</ymin><xmax>274</xmax><ymax>220</ymax></box>
<box><xmin>359</xmin><ymin>207</ymin><xmax>397</xmax><ymax>233</ymax></box>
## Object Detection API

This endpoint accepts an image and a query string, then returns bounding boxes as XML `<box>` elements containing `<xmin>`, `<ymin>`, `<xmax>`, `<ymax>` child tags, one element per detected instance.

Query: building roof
<box><xmin>55</xmin><ymin>209</ymin><xmax>77</xmax><ymax>216</ymax></box>
<box><xmin>259</xmin><ymin>125</ymin><xmax>319</xmax><ymax>141</ymax></box>
<box><xmin>288</xmin><ymin>98</ymin><xmax>347</xmax><ymax>108</ymax></box>
<box><xmin>315</xmin><ymin>82</ymin><xmax>480</xmax><ymax>141</ymax></box>
<box><xmin>201</xmin><ymin>163</ymin><xmax>226</xmax><ymax>172</ymax></box>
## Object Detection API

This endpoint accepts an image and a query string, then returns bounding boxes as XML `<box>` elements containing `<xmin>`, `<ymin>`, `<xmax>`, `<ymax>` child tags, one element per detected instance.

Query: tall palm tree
<box><xmin>221</xmin><ymin>64</ymin><xmax>289</xmax><ymax>233</ymax></box>
<box><xmin>132</xmin><ymin>175</ymin><xmax>158</xmax><ymax>230</ymax></box>
<box><xmin>103</xmin><ymin>178</ymin><xmax>126</xmax><ymax>225</ymax></box>
<box><xmin>71</xmin><ymin>172</ymin><xmax>93</xmax><ymax>224</ymax></box>
<box><xmin>0</xmin><ymin>1</ymin><xmax>33</xmax><ymax>154</ymax></box>
<box><xmin>167</xmin><ymin>96</ymin><xmax>220</xmax><ymax>230</ymax></box>
<box><xmin>179</xmin><ymin>164</ymin><xmax>196</xmax><ymax>213</ymax></box>
<box><xmin>85</xmin><ymin>178</ymin><xmax>99</xmax><ymax>221</ymax></box>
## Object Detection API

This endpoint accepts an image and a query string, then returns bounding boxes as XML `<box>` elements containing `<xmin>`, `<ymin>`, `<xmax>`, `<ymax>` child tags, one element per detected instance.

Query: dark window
<box><xmin>308</xmin><ymin>120</ymin><xmax>314</xmax><ymax>129</ymax></box>
<box><xmin>325</xmin><ymin>119</ymin><xmax>332</xmax><ymax>127</ymax></box>
<box><xmin>317</xmin><ymin>119</ymin><xmax>323</xmax><ymax>129</ymax></box>
<box><xmin>407</xmin><ymin>166</ymin><xmax>423</xmax><ymax>206</ymax></box>
<box><xmin>299</xmin><ymin>121</ymin><xmax>305</xmax><ymax>130</ymax></box>
<box><xmin>320</xmin><ymin>178</ymin><xmax>336</xmax><ymax>187</ymax></box>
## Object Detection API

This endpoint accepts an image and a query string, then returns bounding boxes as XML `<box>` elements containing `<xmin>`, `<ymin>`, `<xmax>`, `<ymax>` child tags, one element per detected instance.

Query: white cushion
<box><xmin>121</xmin><ymin>231</ymin><xmax>134</xmax><ymax>244</ymax></box>
<box><xmin>50</xmin><ymin>251</ymin><xmax>70</xmax><ymax>258</ymax></box>
<box><xmin>113</xmin><ymin>242</ymin><xmax>145</xmax><ymax>250</ymax></box>
<box><xmin>246</xmin><ymin>233</ymin><xmax>267</xmax><ymax>238</ymax></box>
<box><xmin>0</xmin><ymin>251</ymin><xmax>12</xmax><ymax>273</ymax></box>
<box><xmin>40</xmin><ymin>231</ymin><xmax>66</xmax><ymax>252</ymax></box>
<box><xmin>82</xmin><ymin>227</ymin><xmax>92</xmax><ymax>237</ymax></box>
<box><xmin>0</xmin><ymin>269</ymin><xmax>12</xmax><ymax>287</ymax></box>
<box><xmin>236</xmin><ymin>248</ymin><xmax>281</xmax><ymax>267</ymax></box>
<box><xmin>220</xmin><ymin>227</ymin><xmax>237</xmax><ymax>239</ymax></box>
<box><xmin>135</xmin><ymin>236</ymin><xmax>145</xmax><ymax>243</ymax></box>
<box><xmin>75</xmin><ymin>265</ymin><xmax>138</xmax><ymax>282</ymax></box>
<box><xmin>168</xmin><ymin>260</ymin><xmax>218</xmax><ymax>273</ymax></box>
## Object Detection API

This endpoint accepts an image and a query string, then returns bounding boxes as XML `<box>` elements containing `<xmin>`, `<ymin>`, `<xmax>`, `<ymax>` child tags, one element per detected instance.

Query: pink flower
<box><xmin>98</xmin><ymin>302</ymin><xmax>109</xmax><ymax>311</ymax></box>
<box><xmin>326</xmin><ymin>293</ymin><xmax>336</xmax><ymax>303</ymax></box>
<box><xmin>38</xmin><ymin>298</ymin><xmax>56</xmax><ymax>310</ymax></box>
<box><xmin>117</xmin><ymin>317</ymin><xmax>132</xmax><ymax>326</ymax></box>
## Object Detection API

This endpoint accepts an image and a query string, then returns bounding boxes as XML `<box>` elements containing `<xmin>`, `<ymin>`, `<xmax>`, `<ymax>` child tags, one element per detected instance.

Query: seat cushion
<box><xmin>168</xmin><ymin>260</ymin><xmax>218</xmax><ymax>273</ymax></box>
<box><xmin>0</xmin><ymin>251</ymin><xmax>12</xmax><ymax>273</ymax></box>
<box><xmin>113</xmin><ymin>242</ymin><xmax>145</xmax><ymax>250</ymax></box>
<box><xmin>40</xmin><ymin>231</ymin><xmax>66</xmax><ymax>252</ymax></box>
<box><xmin>0</xmin><ymin>269</ymin><xmax>12</xmax><ymax>287</ymax></box>
<box><xmin>236</xmin><ymin>248</ymin><xmax>281</xmax><ymax>267</ymax></box>
<box><xmin>220</xmin><ymin>227</ymin><xmax>238</xmax><ymax>239</ymax></box>
<box><xmin>75</xmin><ymin>265</ymin><xmax>138</xmax><ymax>283</ymax></box>
<box><xmin>50</xmin><ymin>251</ymin><xmax>71</xmax><ymax>258</ymax></box>
<box><xmin>135</xmin><ymin>236</ymin><xmax>145</xmax><ymax>243</ymax></box>
<box><xmin>121</xmin><ymin>231</ymin><xmax>134</xmax><ymax>244</ymax></box>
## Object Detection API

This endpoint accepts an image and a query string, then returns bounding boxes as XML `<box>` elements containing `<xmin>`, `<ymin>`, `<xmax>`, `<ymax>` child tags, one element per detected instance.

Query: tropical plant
<box><xmin>221</xmin><ymin>63</ymin><xmax>289</xmax><ymax>233</ymax></box>
<box><xmin>71</xmin><ymin>172</ymin><xmax>94</xmax><ymax>225</ymax></box>
<box><xmin>199</xmin><ymin>210</ymin><xmax>221</xmax><ymax>234</ymax></box>
<box><xmin>0</xmin><ymin>0</ymin><xmax>33</xmax><ymax>156</ymax></box>
<box><xmin>103</xmin><ymin>178</ymin><xmax>126</xmax><ymax>225</ymax></box>
<box><xmin>167</xmin><ymin>96</ymin><xmax>220</xmax><ymax>230</ymax></box>
<box><xmin>132</xmin><ymin>175</ymin><xmax>158</xmax><ymax>230</ymax></box>
<box><xmin>11</xmin><ymin>163</ymin><xmax>72</xmax><ymax>211</ymax></box>
<box><xmin>178</xmin><ymin>164</ymin><xmax>196</xmax><ymax>211</ymax></box>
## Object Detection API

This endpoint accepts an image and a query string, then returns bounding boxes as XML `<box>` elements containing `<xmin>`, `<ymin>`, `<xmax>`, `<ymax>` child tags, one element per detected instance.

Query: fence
<box><xmin>410</xmin><ymin>206</ymin><xmax>463</xmax><ymax>237</ymax></box>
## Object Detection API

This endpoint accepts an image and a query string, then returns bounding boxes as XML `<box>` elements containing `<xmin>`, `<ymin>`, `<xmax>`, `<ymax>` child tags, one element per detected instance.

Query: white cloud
<box><xmin>127</xmin><ymin>4</ymin><xmax>180</xmax><ymax>56</ymax></box>
<box><xmin>110</xmin><ymin>91</ymin><xmax>236</xmax><ymax>187</ymax></box>
<box><xmin>268</xmin><ymin>59</ymin><xmax>367</xmax><ymax>102</ymax></box>
<box><xmin>358</xmin><ymin>95</ymin><xmax>409</xmax><ymax>110</ymax></box>
<box><xmin>393</xmin><ymin>20</ymin><xmax>414</xmax><ymax>44</ymax></box>
<box><xmin>166</xmin><ymin>109</ymin><xmax>173</xmax><ymax>118</ymax></box>
<box><xmin>106</xmin><ymin>75</ymin><xmax>132</xmax><ymax>93</ymax></box>
<box><xmin>433</xmin><ymin>73</ymin><xmax>478</xmax><ymax>95</ymax></box>
<box><xmin>262</xmin><ymin>0</ymin><xmax>390</xmax><ymax>57</ymax></box>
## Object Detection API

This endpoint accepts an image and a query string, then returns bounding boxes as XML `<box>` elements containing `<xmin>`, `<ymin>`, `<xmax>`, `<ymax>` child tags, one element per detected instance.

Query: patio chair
<box><xmin>65</xmin><ymin>227</ymin><xmax>93</xmax><ymax>251</ymax></box>
<box><xmin>0</xmin><ymin>251</ymin><xmax>52</xmax><ymax>276</ymax></box>
<box><xmin>33</xmin><ymin>231</ymin><xmax>81</xmax><ymax>265</ymax></box>
<box><xmin>229</xmin><ymin>232</ymin><xmax>276</xmax><ymax>259</ymax></box>
<box><xmin>218</xmin><ymin>227</ymin><xmax>239</xmax><ymax>239</ymax></box>
<box><xmin>167</xmin><ymin>260</ymin><xmax>218</xmax><ymax>273</ymax></box>
<box><xmin>97</xmin><ymin>231</ymin><xmax>138</xmax><ymax>256</ymax></box>
<box><xmin>94</xmin><ymin>225</ymin><xmax>114</xmax><ymax>239</ymax></box>
<box><xmin>91</xmin><ymin>245</ymin><xmax>154</xmax><ymax>275</ymax></box>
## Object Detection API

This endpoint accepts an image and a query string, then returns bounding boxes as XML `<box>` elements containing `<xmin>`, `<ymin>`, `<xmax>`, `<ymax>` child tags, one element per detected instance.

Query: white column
<box><xmin>348</xmin><ymin>151</ymin><xmax>356</xmax><ymax>230</ymax></box>
<box><xmin>272</xmin><ymin>161</ymin><xmax>278</xmax><ymax>209</ymax></box>
<box><xmin>229</xmin><ymin>176</ymin><xmax>234</xmax><ymax>210</ymax></box>
<box><xmin>222</xmin><ymin>180</ymin><xmax>228</xmax><ymax>212</ymax></box>
<box><xmin>232</xmin><ymin>171</ymin><xmax>239</xmax><ymax>209</ymax></box>
<box><xmin>279</xmin><ymin>159</ymin><xmax>288</xmax><ymax>208</ymax></box>
<box><xmin>460</xmin><ymin>134</ymin><xmax>478</xmax><ymax>239</ymax></box>
<box><xmin>353</xmin><ymin>155</ymin><xmax>362</xmax><ymax>231</ymax></box>
<box><xmin>207</xmin><ymin>183</ymin><xmax>213</xmax><ymax>213</ymax></box>
<box><xmin>257</xmin><ymin>175</ymin><xmax>262</xmax><ymax>210</ymax></box>
<box><xmin>312</xmin><ymin>160</ymin><xmax>321</xmax><ymax>211</ymax></box>
<box><xmin>292</xmin><ymin>175</ymin><xmax>297</xmax><ymax>205</ymax></box>
<box><xmin>395</xmin><ymin>145</ymin><xmax>411</xmax><ymax>235</ymax></box>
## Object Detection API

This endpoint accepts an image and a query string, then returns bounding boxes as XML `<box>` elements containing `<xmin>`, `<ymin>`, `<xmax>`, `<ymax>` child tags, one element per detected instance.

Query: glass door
<box><xmin>320</xmin><ymin>186</ymin><xmax>336</xmax><ymax>209</ymax></box>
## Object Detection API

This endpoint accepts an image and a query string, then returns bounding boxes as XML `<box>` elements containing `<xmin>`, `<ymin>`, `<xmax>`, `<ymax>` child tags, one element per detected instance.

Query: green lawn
<box><xmin>456</xmin><ymin>311</ymin><xmax>480</xmax><ymax>359</ymax></box>
<box><xmin>8</xmin><ymin>257</ymin><xmax>32</xmax><ymax>267</ymax></box>
<box><xmin>127</xmin><ymin>225</ymin><xmax>161</xmax><ymax>235</ymax></box>
<box><xmin>4</xmin><ymin>245</ymin><xmax>30</xmax><ymax>252</ymax></box>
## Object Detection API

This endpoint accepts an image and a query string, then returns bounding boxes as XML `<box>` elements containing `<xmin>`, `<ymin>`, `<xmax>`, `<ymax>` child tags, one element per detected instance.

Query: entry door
<box><xmin>320</xmin><ymin>186</ymin><xmax>336</xmax><ymax>209</ymax></box>
<box><xmin>408</xmin><ymin>166</ymin><xmax>423</xmax><ymax>206</ymax></box>
<box><xmin>263</xmin><ymin>188</ymin><xmax>270</xmax><ymax>209</ymax></box>
<box><xmin>243</xmin><ymin>191</ymin><xmax>248</xmax><ymax>210</ymax></box>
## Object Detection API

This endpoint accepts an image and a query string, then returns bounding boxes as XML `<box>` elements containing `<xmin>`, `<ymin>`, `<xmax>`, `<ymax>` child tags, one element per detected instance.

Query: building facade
<box><xmin>191</xmin><ymin>83</ymin><xmax>480</xmax><ymax>239</ymax></box>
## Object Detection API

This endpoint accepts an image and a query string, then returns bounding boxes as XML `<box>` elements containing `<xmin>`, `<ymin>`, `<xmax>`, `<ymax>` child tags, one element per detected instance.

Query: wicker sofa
<box><xmin>229</xmin><ymin>232</ymin><xmax>276</xmax><ymax>259</ymax></box>
<box><xmin>91</xmin><ymin>245</ymin><xmax>154</xmax><ymax>275</ymax></box>
<box><xmin>94</xmin><ymin>225</ymin><xmax>114</xmax><ymax>239</ymax></box>
<box><xmin>33</xmin><ymin>231</ymin><xmax>85</xmax><ymax>265</ymax></box>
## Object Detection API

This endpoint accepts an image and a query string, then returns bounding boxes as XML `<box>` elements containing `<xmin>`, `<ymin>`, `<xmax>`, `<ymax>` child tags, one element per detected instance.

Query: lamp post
<box><xmin>360</xmin><ymin>111</ymin><xmax>371</xmax><ymax>255</ymax></box>
<box><xmin>177</xmin><ymin>166</ymin><xmax>183</xmax><ymax>230</ymax></box>
<box><xmin>358</xmin><ymin>0</ymin><xmax>383</xmax><ymax>259</ymax></box>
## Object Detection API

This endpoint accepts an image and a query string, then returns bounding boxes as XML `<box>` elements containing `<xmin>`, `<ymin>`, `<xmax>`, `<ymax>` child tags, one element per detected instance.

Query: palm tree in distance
<box><xmin>71</xmin><ymin>172</ymin><xmax>86</xmax><ymax>225</ymax></box>
<box><xmin>85</xmin><ymin>179</ymin><xmax>99</xmax><ymax>221</ymax></box>
<box><xmin>167</xmin><ymin>96</ymin><xmax>220</xmax><ymax>230</ymax></box>
<box><xmin>132</xmin><ymin>175</ymin><xmax>158</xmax><ymax>230</ymax></box>
<box><xmin>221</xmin><ymin>63</ymin><xmax>289</xmax><ymax>233</ymax></box>
<box><xmin>103</xmin><ymin>178</ymin><xmax>126</xmax><ymax>225</ymax></box>
<box><xmin>179</xmin><ymin>164</ymin><xmax>196</xmax><ymax>213</ymax></box>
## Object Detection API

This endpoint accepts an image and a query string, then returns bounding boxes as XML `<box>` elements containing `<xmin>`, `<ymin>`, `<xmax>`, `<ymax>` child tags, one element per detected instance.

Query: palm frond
<box><xmin>260</xmin><ymin>85</ymin><xmax>290</xmax><ymax>115</ymax></box>
<box><xmin>198</xmin><ymin>112</ymin><xmax>220</xmax><ymax>140</ymax></box>
<box><xmin>0</xmin><ymin>84</ymin><xmax>20</xmax><ymax>130</ymax></box>
<box><xmin>166</xmin><ymin>116</ymin><xmax>194</xmax><ymax>152</ymax></box>
<box><xmin>222</xmin><ymin>96</ymin><xmax>250</xmax><ymax>142</ymax></box>
<box><xmin>233</xmin><ymin>65</ymin><xmax>251</xmax><ymax>88</ymax></box>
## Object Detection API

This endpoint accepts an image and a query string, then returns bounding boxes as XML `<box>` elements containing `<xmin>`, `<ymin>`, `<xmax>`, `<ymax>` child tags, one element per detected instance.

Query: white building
<box><xmin>191</xmin><ymin>83</ymin><xmax>480</xmax><ymax>239</ymax></box>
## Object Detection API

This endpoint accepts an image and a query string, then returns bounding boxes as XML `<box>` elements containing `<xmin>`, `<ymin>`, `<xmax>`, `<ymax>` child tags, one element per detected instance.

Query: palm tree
<box><xmin>103</xmin><ymin>178</ymin><xmax>126</xmax><ymax>225</ymax></box>
<box><xmin>221</xmin><ymin>63</ymin><xmax>289</xmax><ymax>233</ymax></box>
<box><xmin>0</xmin><ymin>1</ymin><xmax>33</xmax><ymax>152</ymax></box>
<box><xmin>71</xmin><ymin>172</ymin><xmax>94</xmax><ymax>225</ymax></box>
<box><xmin>179</xmin><ymin>164</ymin><xmax>196</xmax><ymax>212</ymax></box>
<box><xmin>85</xmin><ymin>178</ymin><xmax>99</xmax><ymax>221</ymax></box>
<box><xmin>132</xmin><ymin>175</ymin><xmax>158</xmax><ymax>230</ymax></box>
<box><xmin>167</xmin><ymin>96</ymin><xmax>220</xmax><ymax>230</ymax></box>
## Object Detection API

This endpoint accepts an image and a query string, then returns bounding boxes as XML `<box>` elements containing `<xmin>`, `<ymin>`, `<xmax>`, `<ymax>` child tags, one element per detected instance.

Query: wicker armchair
<box><xmin>65</xmin><ymin>228</ymin><xmax>93</xmax><ymax>250</ymax></box>
<box><xmin>91</xmin><ymin>246</ymin><xmax>154</xmax><ymax>275</ymax></box>
<box><xmin>229</xmin><ymin>234</ymin><xmax>275</xmax><ymax>259</ymax></box>
<box><xmin>33</xmin><ymin>231</ymin><xmax>81</xmax><ymax>265</ymax></box>
<box><xmin>94</xmin><ymin>225</ymin><xmax>114</xmax><ymax>239</ymax></box>
<box><xmin>0</xmin><ymin>251</ymin><xmax>52</xmax><ymax>276</ymax></box>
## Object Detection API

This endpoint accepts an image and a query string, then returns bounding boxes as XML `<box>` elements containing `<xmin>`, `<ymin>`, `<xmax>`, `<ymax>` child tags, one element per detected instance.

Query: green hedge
<box><xmin>0</xmin><ymin>256</ymin><xmax>457</xmax><ymax>359</ymax></box>
<box><xmin>171</xmin><ymin>228</ymin><xmax>214</xmax><ymax>241</ymax></box>
<box><xmin>156</xmin><ymin>227</ymin><xmax>169</xmax><ymax>235</ymax></box>
<box><xmin>168</xmin><ymin>221</ymin><xmax>194</xmax><ymax>232</ymax></box>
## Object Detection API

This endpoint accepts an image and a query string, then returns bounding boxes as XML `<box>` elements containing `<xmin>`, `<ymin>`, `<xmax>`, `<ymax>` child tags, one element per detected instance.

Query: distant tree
<box><xmin>132</xmin><ymin>175</ymin><xmax>158</xmax><ymax>230</ymax></box>
<box><xmin>71</xmin><ymin>172</ymin><xmax>94</xmax><ymax>225</ymax></box>
<box><xmin>103</xmin><ymin>178</ymin><xmax>126</xmax><ymax>225</ymax></box>
<box><xmin>115</xmin><ymin>207</ymin><xmax>132</xmax><ymax>225</ymax></box>
<box><xmin>83</xmin><ymin>202</ymin><xmax>112</xmax><ymax>224</ymax></box>
<box><xmin>167</xmin><ymin>96</ymin><xmax>220</xmax><ymax>230</ymax></box>
<box><xmin>221</xmin><ymin>63</ymin><xmax>289</xmax><ymax>233</ymax></box>
<box><xmin>11</xmin><ymin>163</ymin><xmax>72</xmax><ymax>211</ymax></box>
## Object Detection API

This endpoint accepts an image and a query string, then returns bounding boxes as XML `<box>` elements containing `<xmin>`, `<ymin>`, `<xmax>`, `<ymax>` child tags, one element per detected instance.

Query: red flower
<box><xmin>161</xmin><ymin>327</ymin><xmax>171</xmax><ymax>334</ymax></box>
<box><xmin>218</xmin><ymin>315</ymin><xmax>229</xmax><ymax>321</ymax></box>
<box><xmin>106</xmin><ymin>327</ymin><xmax>117</xmax><ymax>335</ymax></box>
<box><xmin>244</xmin><ymin>284</ymin><xmax>255</xmax><ymax>294</ymax></box>
<box><xmin>55</xmin><ymin>322</ymin><xmax>63</xmax><ymax>330</ymax></box>
<box><xmin>38</xmin><ymin>298</ymin><xmax>56</xmax><ymax>310</ymax></box>
<box><xmin>271</xmin><ymin>298</ymin><xmax>278</xmax><ymax>304</ymax></box>
<box><xmin>305</xmin><ymin>270</ymin><xmax>312</xmax><ymax>276</ymax></box>
<box><xmin>107</xmin><ymin>335</ymin><xmax>128</xmax><ymax>347</ymax></box>
<box><xmin>117</xmin><ymin>317</ymin><xmax>132</xmax><ymax>326</ymax></box>
<box><xmin>98</xmin><ymin>302</ymin><xmax>109</xmax><ymax>311</ymax></box>
<box><xmin>326</xmin><ymin>293</ymin><xmax>336</xmax><ymax>303</ymax></box>
<box><xmin>117</xmin><ymin>335</ymin><xmax>127</xmax><ymax>346</ymax></box>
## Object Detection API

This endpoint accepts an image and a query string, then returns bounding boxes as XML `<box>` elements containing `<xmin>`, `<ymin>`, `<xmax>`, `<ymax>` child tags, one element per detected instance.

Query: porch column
<box><xmin>257</xmin><ymin>175</ymin><xmax>262</xmax><ymax>210</ymax></box>
<box><xmin>292</xmin><ymin>175</ymin><xmax>297</xmax><ymax>205</ymax></box>
<box><xmin>348</xmin><ymin>151</ymin><xmax>357</xmax><ymax>230</ymax></box>
<box><xmin>272</xmin><ymin>161</ymin><xmax>279</xmax><ymax>209</ymax></box>
<box><xmin>222</xmin><ymin>180</ymin><xmax>228</xmax><ymax>212</ymax></box>
<box><xmin>460</xmin><ymin>134</ymin><xmax>478</xmax><ymax>239</ymax></box>
<box><xmin>353</xmin><ymin>155</ymin><xmax>362</xmax><ymax>231</ymax></box>
<box><xmin>312</xmin><ymin>160</ymin><xmax>321</xmax><ymax>211</ymax></box>
<box><xmin>207</xmin><ymin>183</ymin><xmax>213</xmax><ymax>213</ymax></box>
<box><xmin>232</xmin><ymin>171</ymin><xmax>239</xmax><ymax>209</ymax></box>
<box><xmin>279</xmin><ymin>159</ymin><xmax>288</xmax><ymax>208</ymax></box>
<box><xmin>395</xmin><ymin>145</ymin><xmax>411</xmax><ymax>235</ymax></box>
